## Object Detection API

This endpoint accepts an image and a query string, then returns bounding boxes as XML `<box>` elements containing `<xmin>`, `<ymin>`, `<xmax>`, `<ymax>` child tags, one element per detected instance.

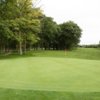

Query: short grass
<box><xmin>0</xmin><ymin>48</ymin><xmax>100</xmax><ymax>100</ymax></box>
<box><xmin>32</xmin><ymin>48</ymin><xmax>100</xmax><ymax>60</ymax></box>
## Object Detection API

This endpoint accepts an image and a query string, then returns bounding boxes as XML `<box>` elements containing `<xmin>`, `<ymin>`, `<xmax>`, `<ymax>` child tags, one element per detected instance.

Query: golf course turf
<box><xmin>0</xmin><ymin>48</ymin><xmax>100</xmax><ymax>100</ymax></box>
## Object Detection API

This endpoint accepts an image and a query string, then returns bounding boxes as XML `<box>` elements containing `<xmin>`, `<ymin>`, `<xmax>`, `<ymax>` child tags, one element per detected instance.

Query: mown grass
<box><xmin>0</xmin><ymin>48</ymin><xmax>100</xmax><ymax>100</ymax></box>
<box><xmin>0</xmin><ymin>88</ymin><xmax>100</xmax><ymax>100</ymax></box>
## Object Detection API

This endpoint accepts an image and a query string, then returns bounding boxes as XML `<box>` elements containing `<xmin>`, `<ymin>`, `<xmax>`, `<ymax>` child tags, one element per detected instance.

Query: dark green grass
<box><xmin>0</xmin><ymin>88</ymin><xmax>100</xmax><ymax>100</ymax></box>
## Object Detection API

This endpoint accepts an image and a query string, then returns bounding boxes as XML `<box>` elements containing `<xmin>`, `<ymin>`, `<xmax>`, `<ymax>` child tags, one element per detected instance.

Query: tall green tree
<box><xmin>0</xmin><ymin>20</ymin><xmax>13</xmax><ymax>53</ymax></box>
<box><xmin>98</xmin><ymin>41</ymin><xmax>100</xmax><ymax>48</ymax></box>
<box><xmin>13</xmin><ymin>0</ymin><xmax>42</xmax><ymax>54</ymax></box>
<box><xmin>0</xmin><ymin>0</ymin><xmax>42</xmax><ymax>55</ymax></box>
<box><xmin>59</xmin><ymin>21</ymin><xmax>82</xmax><ymax>50</ymax></box>
<box><xmin>40</xmin><ymin>16</ymin><xmax>59</xmax><ymax>50</ymax></box>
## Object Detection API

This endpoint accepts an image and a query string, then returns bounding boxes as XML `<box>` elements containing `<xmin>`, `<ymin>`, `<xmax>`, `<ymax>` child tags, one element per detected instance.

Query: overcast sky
<box><xmin>38</xmin><ymin>0</ymin><xmax>100</xmax><ymax>44</ymax></box>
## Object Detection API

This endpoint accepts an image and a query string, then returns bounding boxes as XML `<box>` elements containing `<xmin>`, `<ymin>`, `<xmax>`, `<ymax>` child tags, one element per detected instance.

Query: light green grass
<box><xmin>0</xmin><ymin>57</ymin><xmax>100</xmax><ymax>92</ymax></box>
<box><xmin>0</xmin><ymin>48</ymin><xmax>100</xmax><ymax>100</ymax></box>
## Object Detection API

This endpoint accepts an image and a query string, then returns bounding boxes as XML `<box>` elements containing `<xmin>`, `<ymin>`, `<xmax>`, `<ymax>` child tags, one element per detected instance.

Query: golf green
<box><xmin>0</xmin><ymin>57</ymin><xmax>100</xmax><ymax>92</ymax></box>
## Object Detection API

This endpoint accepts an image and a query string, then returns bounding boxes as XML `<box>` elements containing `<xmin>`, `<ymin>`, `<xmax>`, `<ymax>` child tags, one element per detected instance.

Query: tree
<box><xmin>59</xmin><ymin>21</ymin><xmax>82</xmax><ymax>50</ymax></box>
<box><xmin>0</xmin><ymin>0</ymin><xmax>19</xmax><ymax>20</ymax></box>
<box><xmin>40</xmin><ymin>16</ymin><xmax>60</xmax><ymax>50</ymax></box>
<box><xmin>12</xmin><ymin>0</ymin><xmax>42</xmax><ymax>54</ymax></box>
<box><xmin>0</xmin><ymin>0</ymin><xmax>43</xmax><ymax>55</ymax></box>
<box><xmin>98</xmin><ymin>41</ymin><xmax>100</xmax><ymax>48</ymax></box>
<box><xmin>0</xmin><ymin>20</ymin><xmax>13</xmax><ymax>53</ymax></box>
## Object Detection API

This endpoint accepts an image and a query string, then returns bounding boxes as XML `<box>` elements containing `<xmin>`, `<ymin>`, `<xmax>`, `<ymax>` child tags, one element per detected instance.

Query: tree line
<box><xmin>0</xmin><ymin>0</ymin><xmax>82</xmax><ymax>55</ymax></box>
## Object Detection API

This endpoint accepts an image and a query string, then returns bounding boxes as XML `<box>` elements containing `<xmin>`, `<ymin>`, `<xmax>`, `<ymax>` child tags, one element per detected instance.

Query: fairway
<box><xmin>0</xmin><ymin>57</ymin><xmax>100</xmax><ymax>92</ymax></box>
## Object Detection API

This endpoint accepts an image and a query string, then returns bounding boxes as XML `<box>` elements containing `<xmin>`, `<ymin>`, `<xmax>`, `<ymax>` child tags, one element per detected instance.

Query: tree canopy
<box><xmin>0</xmin><ymin>0</ymin><xmax>82</xmax><ymax>55</ymax></box>
<box><xmin>0</xmin><ymin>0</ymin><xmax>43</xmax><ymax>55</ymax></box>
<box><xmin>59</xmin><ymin>21</ymin><xmax>82</xmax><ymax>49</ymax></box>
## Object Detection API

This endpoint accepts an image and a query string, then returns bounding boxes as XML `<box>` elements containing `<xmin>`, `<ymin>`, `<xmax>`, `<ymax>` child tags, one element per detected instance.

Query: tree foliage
<box><xmin>0</xmin><ymin>0</ymin><xmax>42</xmax><ymax>54</ymax></box>
<box><xmin>40</xmin><ymin>16</ymin><xmax>60</xmax><ymax>49</ymax></box>
<box><xmin>59</xmin><ymin>21</ymin><xmax>82</xmax><ymax>49</ymax></box>
<box><xmin>0</xmin><ymin>0</ymin><xmax>82</xmax><ymax>54</ymax></box>
<box><xmin>39</xmin><ymin>19</ymin><xmax>82</xmax><ymax>50</ymax></box>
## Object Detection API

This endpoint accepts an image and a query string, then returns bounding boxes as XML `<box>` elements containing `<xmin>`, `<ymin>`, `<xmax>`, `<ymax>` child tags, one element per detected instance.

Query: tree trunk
<box><xmin>30</xmin><ymin>43</ymin><xmax>32</xmax><ymax>51</ymax></box>
<box><xmin>19</xmin><ymin>41</ymin><xmax>23</xmax><ymax>55</ymax></box>
<box><xmin>24</xmin><ymin>40</ymin><xmax>26</xmax><ymax>54</ymax></box>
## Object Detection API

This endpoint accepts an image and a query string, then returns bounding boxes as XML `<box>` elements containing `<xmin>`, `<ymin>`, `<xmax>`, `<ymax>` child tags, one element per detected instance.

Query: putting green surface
<box><xmin>0</xmin><ymin>57</ymin><xmax>100</xmax><ymax>92</ymax></box>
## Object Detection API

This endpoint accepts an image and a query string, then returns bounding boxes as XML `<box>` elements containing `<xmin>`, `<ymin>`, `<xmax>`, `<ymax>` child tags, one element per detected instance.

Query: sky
<box><xmin>38</xmin><ymin>0</ymin><xmax>100</xmax><ymax>45</ymax></box>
